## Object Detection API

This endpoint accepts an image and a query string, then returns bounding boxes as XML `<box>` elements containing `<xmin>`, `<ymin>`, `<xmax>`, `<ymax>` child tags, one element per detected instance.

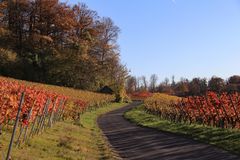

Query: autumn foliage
<box><xmin>144</xmin><ymin>92</ymin><xmax>240</xmax><ymax>129</ymax></box>
<box><xmin>129</xmin><ymin>91</ymin><xmax>153</xmax><ymax>100</ymax></box>
<box><xmin>0</xmin><ymin>0</ymin><xmax>128</xmax><ymax>93</ymax></box>
<box><xmin>144</xmin><ymin>93</ymin><xmax>180</xmax><ymax>114</ymax></box>
<box><xmin>0</xmin><ymin>77</ymin><xmax>114</xmax><ymax>125</ymax></box>
<box><xmin>0</xmin><ymin>79</ymin><xmax>65</xmax><ymax>124</ymax></box>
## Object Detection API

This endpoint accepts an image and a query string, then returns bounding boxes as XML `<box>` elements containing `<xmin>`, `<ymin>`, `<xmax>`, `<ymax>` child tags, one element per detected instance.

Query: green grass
<box><xmin>0</xmin><ymin>103</ymin><xmax>125</xmax><ymax>160</ymax></box>
<box><xmin>124</xmin><ymin>105</ymin><xmax>240</xmax><ymax>155</ymax></box>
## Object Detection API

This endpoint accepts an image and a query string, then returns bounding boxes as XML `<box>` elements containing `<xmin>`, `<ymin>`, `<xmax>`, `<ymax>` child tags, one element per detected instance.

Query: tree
<box><xmin>174</xmin><ymin>78</ymin><xmax>189</xmax><ymax>97</ymax></box>
<box><xmin>171</xmin><ymin>75</ymin><xmax>176</xmax><ymax>87</ymax></box>
<box><xmin>158</xmin><ymin>83</ymin><xmax>174</xmax><ymax>95</ymax></box>
<box><xmin>0</xmin><ymin>1</ymin><xmax>126</xmax><ymax>93</ymax></box>
<box><xmin>208</xmin><ymin>76</ymin><xmax>225</xmax><ymax>93</ymax></box>
<box><xmin>149</xmin><ymin>74</ymin><xmax>158</xmax><ymax>92</ymax></box>
<box><xmin>141</xmin><ymin>76</ymin><xmax>148</xmax><ymax>91</ymax></box>
<box><xmin>0</xmin><ymin>1</ymin><xmax>7</xmax><ymax>24</ymax></box>
<box><xmin>111</xmin><ymin>63</ymin><xmax>129</xmax><ymax>102</ymax></box>
<box><xmin>228</xmin><ymin>75</ymin><xmax>240</xmax><ymax>84</ymax></box>
<box><xmin>164</xmin><ymin>77</ymin><xmax>169</xmax><ymax>86</ymax></box>
<box><xmin>188</xmin><ymin>78</ymin><xmax>207</xmax><ymax>96</ymax></box>
<box><xmin>126</xmin><ymin>76</ymin><xmax>137</xmax><ymax>93</ymax></box>
<box><xmin>226</xmin><ymin>75</ymin><xmax>240</xmax><ymax>93</ymax></box>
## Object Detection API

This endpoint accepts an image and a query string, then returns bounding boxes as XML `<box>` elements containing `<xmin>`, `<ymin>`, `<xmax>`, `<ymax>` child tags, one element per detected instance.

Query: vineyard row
<box><xmin>0</xmin><ymin>79</ymin><xmax>114</xmax><ymax>159</ymax></box>
<box><xmin>144</xmin><ymin>92</ymin><xmax>240</xmax><ymax>129</ymax></box>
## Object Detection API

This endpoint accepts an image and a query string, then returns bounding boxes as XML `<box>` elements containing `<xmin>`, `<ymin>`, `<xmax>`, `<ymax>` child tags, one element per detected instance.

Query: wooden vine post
<box><xmin>6</xmin><ymin>92</ymin><xmax>25</xmax><ymax>160</ymax></box>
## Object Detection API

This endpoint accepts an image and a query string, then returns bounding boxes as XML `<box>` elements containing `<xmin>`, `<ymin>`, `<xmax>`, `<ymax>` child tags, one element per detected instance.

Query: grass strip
<box><xmin>0</xmin><ymin>103</ymin><xmax>125</xmax><ymax>160</ymax></box>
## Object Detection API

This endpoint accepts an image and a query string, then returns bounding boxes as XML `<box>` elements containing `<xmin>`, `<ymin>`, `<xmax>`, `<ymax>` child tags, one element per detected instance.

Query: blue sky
<box><xmin>68</xmin><ymin>0</ymin><xmax>240</xmax><ymax>82</ymax></box>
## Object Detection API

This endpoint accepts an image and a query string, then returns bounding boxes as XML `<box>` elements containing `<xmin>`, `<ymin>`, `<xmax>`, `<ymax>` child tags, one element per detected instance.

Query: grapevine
<box><xmin>144</xmin><ymin>92</ymin><xmax>240</xmax><ymax>129</ymax></box>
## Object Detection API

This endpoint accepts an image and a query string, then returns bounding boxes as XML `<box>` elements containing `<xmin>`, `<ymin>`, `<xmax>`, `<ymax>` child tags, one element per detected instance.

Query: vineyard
<box><xmin>128</xmin><ymin>91</ymin><xmax>153</xmax><ymax>100</ymax></box>
<box><xmin>144</xmin><ymin>92</ymin><xmax>240</xmax><ymax>129</ymax></box>
<box><xmin>0</xmin><ymin>76</ymin><xmax>115</xmax><ymax>159</ymax></box>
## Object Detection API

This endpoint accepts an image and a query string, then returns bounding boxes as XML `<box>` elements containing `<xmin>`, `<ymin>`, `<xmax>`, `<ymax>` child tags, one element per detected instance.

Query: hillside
<box><xmin>0</xmin><ymin>76</ymin><xmax>124</xmax><ymax>159</ymax></box>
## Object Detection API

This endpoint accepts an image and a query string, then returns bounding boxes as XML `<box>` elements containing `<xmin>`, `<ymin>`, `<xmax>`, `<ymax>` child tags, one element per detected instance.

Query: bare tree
<box><xmin>149</xmin><ymin>74</ymin><xmax>158</xmax><ymax>92</ymax></box>
<box><xmin>171</xmin><ymin>75</ymin><xmax>175</xmax><ymax>87</ymax></box>
<box><xmin>141</xmin><ymin>76</ymin><xmax>148</xmax><ymax>91</ymax></box>
<box><xmin>164</xmin><ymin>77</ymin><xmax>169</xmax><ymax>86</ymax></box>
<box><xmin>126</xmin><ymin>76</ymin><xmax>137</xmax><ymax>93</ymax></box>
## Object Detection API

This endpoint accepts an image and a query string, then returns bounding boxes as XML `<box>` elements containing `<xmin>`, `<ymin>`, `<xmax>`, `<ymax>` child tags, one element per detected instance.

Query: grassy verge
<box><xmin>124</xmin><ymin>105</ymin><xmax>240</xmax><ymax>155</ymax></box>
<box><xmin>0</xmin><ymin>103</ymin><xmax>126</xmax><ymax>160</ymax></box>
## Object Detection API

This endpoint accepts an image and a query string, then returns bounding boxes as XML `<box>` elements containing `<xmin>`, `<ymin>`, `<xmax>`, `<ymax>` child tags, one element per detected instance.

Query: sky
<box><xmin>68</xmin><ymin>0</ymin><xmax>240</xmax><ymax>82</ymax></box>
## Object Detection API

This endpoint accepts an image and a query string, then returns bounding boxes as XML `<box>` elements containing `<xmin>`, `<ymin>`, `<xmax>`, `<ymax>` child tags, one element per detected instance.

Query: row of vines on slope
<box><xmin>0</xmin><ymin>78</ymin><xmax>115</xmax><ymax>159</ymax></box>
<box><xmin>144</xmin><ymin>92</ymin><xmax>240</xmax><ymax>129</ymax></box>
<box><xmin>128</xmin><ymin>91</ymin><xmax>153</xmax><ymax>100</ymax></box>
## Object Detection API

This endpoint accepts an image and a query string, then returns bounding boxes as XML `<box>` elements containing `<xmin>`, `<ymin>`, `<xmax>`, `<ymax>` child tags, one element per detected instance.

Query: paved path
<box><xmin>97</xmin><ymin>102</ymin><xmax>240</xmax><ymax>160</ymax></box>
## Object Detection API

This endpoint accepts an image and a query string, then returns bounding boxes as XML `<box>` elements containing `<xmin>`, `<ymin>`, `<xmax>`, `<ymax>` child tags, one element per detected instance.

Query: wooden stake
<box><xmin>6</xmin><ymin>92</ymin><xmax>25</xmax><ymax>160</ymax></box>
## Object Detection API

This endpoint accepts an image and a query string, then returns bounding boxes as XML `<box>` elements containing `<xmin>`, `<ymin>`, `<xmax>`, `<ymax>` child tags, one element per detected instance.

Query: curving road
<box><xmin>97</xmin><ymin>102</ymin><xmax>240</xmax><ymax>160</ymax></box>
